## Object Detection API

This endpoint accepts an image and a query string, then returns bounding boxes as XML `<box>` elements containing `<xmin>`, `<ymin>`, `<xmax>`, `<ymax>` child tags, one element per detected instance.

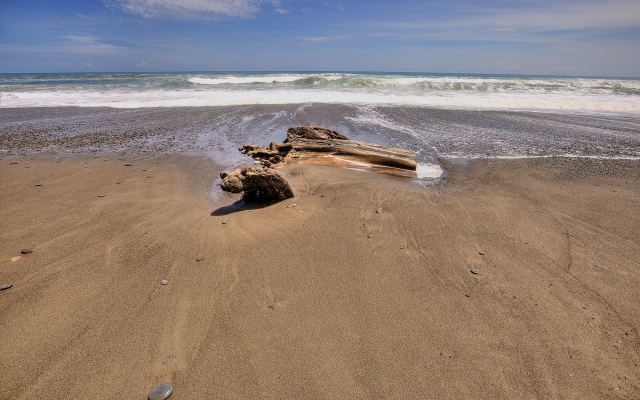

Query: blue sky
<box><xmin>1</xmin><ymin>0</ymin><xmax>639</xmax><ymax>76</ymax></box>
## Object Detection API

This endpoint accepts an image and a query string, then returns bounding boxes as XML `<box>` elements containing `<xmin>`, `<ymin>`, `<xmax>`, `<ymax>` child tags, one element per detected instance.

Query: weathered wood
<box><xmin>242</xmin><ymin>126</ymin><xmax>417</xmax><ymax>170</ymax></box>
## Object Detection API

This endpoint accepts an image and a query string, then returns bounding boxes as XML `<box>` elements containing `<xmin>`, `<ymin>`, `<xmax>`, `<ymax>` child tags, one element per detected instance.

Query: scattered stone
<box><xmin>148</xmin><ymin>383</ymin><xmax>173</xmax><ymax>400</ymax></box>
<box><xmin>267</xmin><ymin>302</ymin><xmax>280</xmax><ymax>310</ymax></box>
<box><xmin>291</xmin><ymin>203</ymin><xmax>297</xmax><ymax>207</ymax></box>
<box><xmin>142</xmin><ymin>169</ymin><xmax>147</xmax><ymax>171</ymax></box>
<box><xmin>221</xmin><ymin>221</ymin><xmax>227</xmax><ymax>225</ymax></box>
<box><xmin>470</xmin><ymin>268</ymin><xmax>480</xmax><ymax>274</ymax></box>
<box><xmin>626</xmin><ymin>331</ymin><xmax>631</xmax><ymax>336</ymax></box>
<box><xmin>478</xmin><ymin>251</ymin><xmax>486</xmax><ymax>255</ymax></box>
<box><xmin>367</xmin><ymin>233</ymin><xmax>373</xmax><ymax>238</ymax></box>
<box><xmin>196</xmin><ymin>258</ymin><xmax>204</xmax><ymax>262</ymax></box>
<box><xmin>161</xmin><ymin>359</ymin><xmax>176</xmax><ymax>365</ymax></box>
<box><xmin>116</xmin><ymin>182</ymin><xmax>121</xmax><ymax>184</ymax></box>
<box><xmin>465</xmin><ymin>294</ymin><xmax>470</xmax><ymax>298</ymax></box>
<box><xmin>98</xmin><ymin>194</ymin><xmax>105</xmax><ymax>197</ymax></box>
<box><xmin>0</xmin><ymin>284</ymin><xmax>13</xmax><ymax>291</ymax></box>
<box><xmin>20</xmin><ymin>248</ymin><xmax>33</xmax><ymax>254</ymax></box>
<box><xmin>161</xmin><ymin>280</ymin><xmax>168</xmax><ymax>285</ymax></box>
<box><xmin>219</xmin><ymin>168</ymin><xmax>294</xmax><ymax>203</ymax></box>
<box><xmin>376</xmin><ymin>207</ymin><xmax>383</xmax><ymax>214</ymax></box>
<box><xmin>35</xmin><ymin>184</ymin><xmax>42</xmax><ymax>187</ymax></box>
<box><xmin>147</xmin><ymin>176</ymin><xmax>153</xmax><ymax>178</ymax></box>
<box><xmin>10</xmin><ymin>162</ymin><xmax>18</xmax><ymax>165</ymax></box>
<box><xmin>124</xmin><ymin>163</ymin><xmax>132</xmax><ymax>166</ymax></box>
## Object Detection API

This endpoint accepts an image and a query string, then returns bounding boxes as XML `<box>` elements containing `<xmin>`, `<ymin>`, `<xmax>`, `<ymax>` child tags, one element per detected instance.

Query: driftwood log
<box><xmin>219</xmin><ymin>126</ymin><xmax>417</xmax><ymax>203</ymax></box>
<box><xmin>241</xmin><ymin>126</ymin><xmax>417</xmax><ymax>170</ymax></box>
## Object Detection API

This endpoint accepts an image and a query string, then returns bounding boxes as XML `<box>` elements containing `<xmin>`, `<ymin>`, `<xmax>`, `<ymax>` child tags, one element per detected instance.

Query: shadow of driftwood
<box><xmin>210</xmin><ymin>199</ymin><xmax>283</xmax><ymax>216</ymax></box>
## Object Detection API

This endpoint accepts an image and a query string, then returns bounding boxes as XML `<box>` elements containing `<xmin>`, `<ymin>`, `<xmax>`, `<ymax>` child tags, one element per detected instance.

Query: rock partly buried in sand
<box><xmin>220</xmin><ymin>168</ymin><xmax>294</xmax><ymax>203</ymax></box>
<box><xmin>241</xmin><ymin>126</ymin><xmax>417</xmax><ymax>171</ymax></box>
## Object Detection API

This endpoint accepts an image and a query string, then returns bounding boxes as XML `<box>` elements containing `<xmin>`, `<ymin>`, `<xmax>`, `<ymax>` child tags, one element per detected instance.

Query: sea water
<box><xmin>1</xmin><ymin>72</ymin><xmax>639</xmax><ymax>176</ymax></box>
<box><xmin>1</xmin><ymin>72</ymin><xmax>638</xmax><ymax>114</ymax></box>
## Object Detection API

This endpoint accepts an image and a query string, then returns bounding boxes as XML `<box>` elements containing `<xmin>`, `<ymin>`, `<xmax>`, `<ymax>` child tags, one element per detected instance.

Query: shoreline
<box><xmin>1</xmin><ymin>105</ymin><xmax>639</xmax><ymax>398</ymax></box>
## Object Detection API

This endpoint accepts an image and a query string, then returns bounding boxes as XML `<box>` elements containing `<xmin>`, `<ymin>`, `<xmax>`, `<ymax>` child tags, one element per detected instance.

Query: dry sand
<box><xmin>1</xmin><ymin>153</ymin><xmax>639</xmax><ymax>399</ymax></box>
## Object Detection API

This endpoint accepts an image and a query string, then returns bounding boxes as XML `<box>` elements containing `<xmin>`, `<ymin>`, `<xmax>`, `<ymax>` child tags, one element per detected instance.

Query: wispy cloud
<box><xmin>296</xmin><ymin>35</ymin><xmax>350</xmax><ymax>45</ymax></box>
<box><xmin>107</xmin><ymin>0</ymin><xmax>276</xmax><ymax>19</ymax></box>
<box><xmin>372</xmin><ymin>0</ymin><xmax>640</xmax><ymax>36</ymax></box>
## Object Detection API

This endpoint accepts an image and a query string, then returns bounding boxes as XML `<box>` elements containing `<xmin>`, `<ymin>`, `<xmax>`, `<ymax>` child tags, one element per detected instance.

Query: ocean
<box><xmin>1</xmin><ymin>72</ymin><xmax>639</xmax><ymax>170</ymax></box>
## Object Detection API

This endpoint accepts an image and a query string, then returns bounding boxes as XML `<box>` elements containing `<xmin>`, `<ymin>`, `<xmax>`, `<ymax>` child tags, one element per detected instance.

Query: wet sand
<box><xmin>1</xmin><ymin>149</ymin><xmax>639</xmax><ymax>398</ymax></box>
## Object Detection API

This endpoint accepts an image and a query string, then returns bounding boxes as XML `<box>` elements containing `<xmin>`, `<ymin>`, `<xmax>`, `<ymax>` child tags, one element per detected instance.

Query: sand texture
<box><xmin>1</xmin><ymin>153</ymin><xmax>639</xmax><ymax>399</ymax></box>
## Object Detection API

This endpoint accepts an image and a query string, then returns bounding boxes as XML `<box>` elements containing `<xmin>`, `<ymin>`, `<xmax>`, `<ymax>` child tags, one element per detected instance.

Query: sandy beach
<box><xmin>1</xmin><ymin>107</ymin><xmax>639</xmax><ymax>398</ymax></box>
<box><xmin>1</xmin><ymin>153</ymin><xmax>638</xmax><ymax>398</ymax></box>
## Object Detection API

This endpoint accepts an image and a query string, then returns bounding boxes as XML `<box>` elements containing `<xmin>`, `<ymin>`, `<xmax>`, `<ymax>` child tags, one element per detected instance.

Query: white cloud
<box><xmin>136</xmin><ymin>61</ymin><xmax>148</xmax><ymax>68</ymax></box>
<box><xmin>109</xmin><ymin>0</ymin><xmax>272</xmax><ymax>19</ymax></box>
<box><xmin>83</xmin><ymin>62</ymin><xmax>94</xmax><ymax>67</ymax></box>
<box><xmin>275</xmin><ymin>8</ymin><xmax>289</xmax><ymax>15</ymax></box>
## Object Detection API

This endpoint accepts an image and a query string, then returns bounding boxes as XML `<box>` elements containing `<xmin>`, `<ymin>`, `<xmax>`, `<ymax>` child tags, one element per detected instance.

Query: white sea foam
<box><xmin>1</xmin><ymin>72</ymin><xmax>639</xmax><ymax>115</ymax></box>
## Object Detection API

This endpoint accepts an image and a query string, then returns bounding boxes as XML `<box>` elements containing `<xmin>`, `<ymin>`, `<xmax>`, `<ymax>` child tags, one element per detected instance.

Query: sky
<box><xmin>1</xmin><ymin>0</ymin><xmax>639</xmax><ymax>76</ymax></box>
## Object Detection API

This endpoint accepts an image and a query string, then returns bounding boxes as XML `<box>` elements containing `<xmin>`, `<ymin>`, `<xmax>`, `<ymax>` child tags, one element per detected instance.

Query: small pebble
<box><xmin>367</xmin><ymin>233</ymin><xmax>373</xmax><ymax>238</ymax></box>
<box><xmin>98</xmin><ymin>194</ymin><xmax>105</xmax><ymax>198</ymax></box>
<box><xmin>376</xmin><ymin>207</ymin><xmax>383</xmax><ymax>214</ymax></box>
<box><xmin>147</xmin><ymin>176</ymin><xmax>153</xmax><ymax>178</ymax></box>
<box><xmin>21</xmin><ymin>248</ymin><xmax>33</xmax><ymax>254</ymax></box>
<box><xmin>10</xmin><ymin>162</ymin><xmax>18</xmax><ymax>165</ymax></box>
<box><xmin>148</xmin><ymin>383</ymin><xmax>173</xmax><ymax>400</ymax></box>
<box><xmin>267</xmin><ymin>302</ymin><xmax>280</xmax><ymax>309</ymax></box>
<box><xmin>478</xmin><ymin>251</ymin><xmax>486</xmax><ymax>255</ymax></box>
<box><xmin>291</xmin><ymin>203</ymin><xmax>297</xmax><ymax>207</ymax></box>
<box><xmin>196</xmin><ymin>258</ymin><xmax>204</xmax><ymax>262</ymax></box>
<box><xmin>124</xmin><ymin>163</ymin><xmax>132</xmax><ymax>166</ymax></box>
<box><xmin>161</xmin><ymin>280</ymin><xmax>168</xmax><ymax>285</ymax></box>
<box><xmin>35</xmin><ymin>184</ymin><xmax>42</xmax><ymax>187</ymax></box>
<box><xmin>470</xmin><ymin>268</ymin><xmax>480</xmax><ymax>274</ymax></box>
<box><xmin>0</xmin><ymin>284</ymin><xmax>13</xmax><ymax>291</ymax></box>
<box><xmin>221</xmin><ymin>221</ymin><xmax>227</xmax><ymax>225</ymax></box>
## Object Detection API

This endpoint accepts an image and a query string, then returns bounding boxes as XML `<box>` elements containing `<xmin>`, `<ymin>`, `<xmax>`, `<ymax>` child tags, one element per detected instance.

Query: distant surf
<box><xmin>1</xmin><ymin>72</ymin><xmax>638</xmax><ymax>115</ymax></box>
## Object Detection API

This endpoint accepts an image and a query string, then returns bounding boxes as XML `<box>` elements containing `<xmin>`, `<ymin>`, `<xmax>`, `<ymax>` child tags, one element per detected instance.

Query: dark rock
<box><xmin>0</xmin><ymin>283</ymin><xmax>13</xmax><ymax>291</ymax></box>
<box><xmin>148</xmin><ymin>383</ymin><xmax>173</xmax><ymax>400</ymax></box>
<box><xmin>219</xmin><ymin>168</ymin><xmax>294</xmax><ymax>203</ymax></box>
<box><xmin>196</xmin><ymin>258</ymin><xmax>204</xmax><ymax>262</ymax></box>
<box><xmin>124</xmin><ymin>163</ymin><xmax>132</xmax><ymax>166</ymax></box>
<box><xmin>35</xmin><ymin>184</ymin><xmax>42</xmax><ymax>187</ymax></box>
<box><xmin>470</xmin><ymin>268</ymin><xmax>480</xmax><ymax>274</ymax></box>
<box><xmin>98</xmin><ymin>194</ymin><xmax>105</xmax><ymax>197</ymax></box>
<box><xmin>21</xmin><ymin>248</ymin><xmax>33</xmax><ymax>254</ymax></box>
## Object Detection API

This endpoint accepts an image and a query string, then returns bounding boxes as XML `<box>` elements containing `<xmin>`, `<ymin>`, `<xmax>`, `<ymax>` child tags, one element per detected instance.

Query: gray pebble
<box><xmin>376</xmin><ymin>207</ymin><xmax>383</xmax><ymax>214</ymax></box>
<box><xmin>161</xmin><ymin>280</ymin><xmax>168</xmax><ymax>285</ymax></box>
<box><xmin>196</xmin><ymin>257</ymin><xmax>204</xmax><ymax>262</ymax></box>
<box><xmin>98</xmin><ymin>194</ymin><xmax>105</xmax><ymax>197</ymax></box>
<box><xmin>471</xmin><ymin>268</ymin><xmax>480</xmax><ymax>274</ymax></box>
<box><xmin>21</xmin><ymin>248</ymin><xmax>33</xmax><ymax>254</ymax></box>
<box><xmin>10</xmin><ymin>162</ymin><xmax>18</xmax><ymax>165</ymax></box>
<box><xmin>367</xmin><ymin>233</ymin><xmax>373</xmax><ymax>238</ymax></box>
<box><xmin>124</xmin><ymin>163</ymin><xmax>132</xmax><ymax>166</ymax></box>
<box><xmin>148</xmin><ymin>383</ymin><xmax>173</xmax><ymax>400</ymax></box>
<box><xmin>267</xmin><ymin>302</ymin><xmax>280</xmax><ymax>310</ymax></box>
<box><xmin>478</xmin><ymin>251</ymin><xmax>486</xmax><ymax>255</ymax></box>
<box><xmin>0</xmin><ymin>283</ymin><xmax>13</xmax><ymax>291</ymax></box>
